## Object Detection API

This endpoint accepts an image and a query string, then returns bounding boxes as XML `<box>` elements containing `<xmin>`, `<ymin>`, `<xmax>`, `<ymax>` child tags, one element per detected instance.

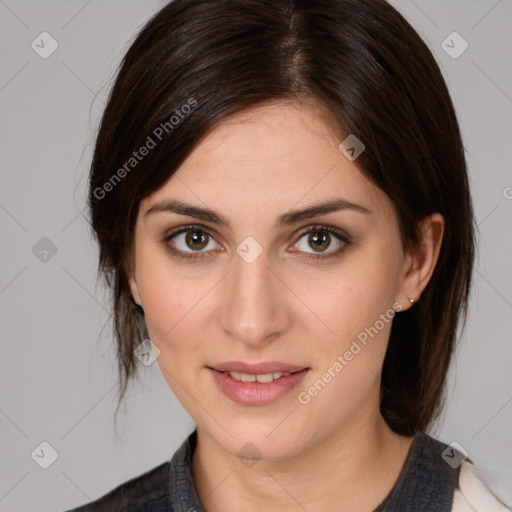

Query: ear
<box><xmin>395</xmin><ymin>213</ymin><xmax>444</xmax><ymax>310</ymax></box>
<box><xmin>128</xmin><ymin>271</ymin><xmax>142</xmax><ymax>306</ymax></box>
<box><xmin>126</xmin><ymin>254</ymin><xmax>142</xmax><ymax>306</ymax></box>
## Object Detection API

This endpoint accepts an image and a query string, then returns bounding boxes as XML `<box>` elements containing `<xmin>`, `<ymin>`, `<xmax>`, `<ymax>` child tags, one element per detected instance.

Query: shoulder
<box><xmin>452</xmin><ymin>461</ymin><xmax>511</xmax><ymax>512</ymax></box>
<box><xmin>63</xmin><ymin>460</ymin><xmax>171</xmax><ymax>512</ymax></box>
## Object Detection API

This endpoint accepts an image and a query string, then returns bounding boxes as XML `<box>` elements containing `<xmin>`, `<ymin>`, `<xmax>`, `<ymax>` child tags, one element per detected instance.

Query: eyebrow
<box><xmin>144</xmin><ymin>198</ymin><xmax>372</xmax><ymax>229</ymax></box>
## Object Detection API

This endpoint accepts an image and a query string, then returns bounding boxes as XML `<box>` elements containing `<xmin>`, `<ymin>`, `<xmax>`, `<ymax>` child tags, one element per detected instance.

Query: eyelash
<box><xmin>162</xmin><ymin>224</ymin><xmax>351</xmax><ymax>262</ymax></box>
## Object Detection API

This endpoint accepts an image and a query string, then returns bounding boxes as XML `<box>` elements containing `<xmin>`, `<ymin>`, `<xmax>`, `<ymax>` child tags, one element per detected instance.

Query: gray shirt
<box><xmin>65</xmin><ymin>429</ymin><xmax>461</xmax><ymax>511</ymax></box>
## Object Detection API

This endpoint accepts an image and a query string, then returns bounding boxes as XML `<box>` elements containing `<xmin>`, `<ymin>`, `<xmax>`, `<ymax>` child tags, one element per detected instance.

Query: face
<box><xmin>128</xmin><ymin>100</ymin><xmax>416</xmax><ymax>460</ymax></box>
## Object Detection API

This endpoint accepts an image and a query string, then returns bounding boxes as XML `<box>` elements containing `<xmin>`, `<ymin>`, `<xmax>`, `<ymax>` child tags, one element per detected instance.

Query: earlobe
<box><xmin>395</xmin><ymin>213</ymin><xmax>445</xmax><ymax>310</ymax></box>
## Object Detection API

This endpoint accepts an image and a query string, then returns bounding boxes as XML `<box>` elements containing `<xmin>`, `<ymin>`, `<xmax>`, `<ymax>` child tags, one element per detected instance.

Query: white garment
<box><xmin>451</xmin><ymin>461</ymin><xmax>511</xmax><ymax>511</ymax></box>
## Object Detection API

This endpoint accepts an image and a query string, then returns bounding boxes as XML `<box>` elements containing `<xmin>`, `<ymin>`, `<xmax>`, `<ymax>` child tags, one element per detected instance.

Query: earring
<box><xmin>408</xmin><ymin>298</ymin><xmax>415</xmax><ymax>305</ymax></box>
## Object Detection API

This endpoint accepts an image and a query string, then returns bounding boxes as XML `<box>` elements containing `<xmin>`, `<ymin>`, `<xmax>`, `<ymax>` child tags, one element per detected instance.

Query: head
<box><xmin>88</xmin><ymin>0</ymin><xmax>475</xmax><ymax>456</ymax></box>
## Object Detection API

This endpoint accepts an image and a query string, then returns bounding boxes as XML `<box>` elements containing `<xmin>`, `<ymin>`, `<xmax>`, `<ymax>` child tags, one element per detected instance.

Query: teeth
<box><xmin>226</xmin><ymin>371</ymin><xmax>292</xmax><ymax>382</ymax></box>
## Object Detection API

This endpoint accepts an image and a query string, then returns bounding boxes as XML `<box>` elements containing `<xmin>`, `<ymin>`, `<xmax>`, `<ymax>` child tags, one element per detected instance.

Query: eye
<box><xmin>163</xmin><ymin>226</ymin><xmax>220</xmax><ymax>260</ymax></box>
<box><xmin>162</xmin><ymin>224</ymin><xmax>351</xmax><ymax>262</ymax></box>
<box><xmin>290</xmin><ymin>225</ymin><xmax>351</xmax><ymax>260</ymax></box>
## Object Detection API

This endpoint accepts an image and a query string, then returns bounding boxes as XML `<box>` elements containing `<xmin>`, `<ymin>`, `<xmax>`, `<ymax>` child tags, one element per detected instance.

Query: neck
<box><xmin>191</xmin><ymin>402</ymin><xmax>415</xmax><ymax>512</ymax></box>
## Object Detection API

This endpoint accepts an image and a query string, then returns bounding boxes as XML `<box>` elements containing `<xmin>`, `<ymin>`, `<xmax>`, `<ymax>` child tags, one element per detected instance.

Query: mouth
<box><xmin>207</xmin><ymin>361</ymin><xmax>310</xmax><ymax>405</ymax></box>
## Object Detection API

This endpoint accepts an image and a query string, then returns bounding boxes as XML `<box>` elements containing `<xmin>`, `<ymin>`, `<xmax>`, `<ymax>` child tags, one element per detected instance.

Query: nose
<box><xmin>218</xmin><ymin>250</ymin><xmax>291</xmax><ymax>349</ymax></box>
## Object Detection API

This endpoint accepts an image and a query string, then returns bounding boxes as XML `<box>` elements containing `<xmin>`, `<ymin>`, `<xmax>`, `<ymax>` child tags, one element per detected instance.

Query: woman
<box><xmin>67</xmin><ymin>0</ymin><xmax>509</xmax><ymax>510</ymax></box>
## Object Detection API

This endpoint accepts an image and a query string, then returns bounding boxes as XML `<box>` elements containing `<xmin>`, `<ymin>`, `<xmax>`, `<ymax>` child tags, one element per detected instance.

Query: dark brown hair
<box><xmin>88</xmin><ymin>0</ymin><xmax>475</xmax><ymax>436</ymax></box>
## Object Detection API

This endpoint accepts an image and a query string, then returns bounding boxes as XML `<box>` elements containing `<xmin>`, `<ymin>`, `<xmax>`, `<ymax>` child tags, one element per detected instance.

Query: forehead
<box><xmin>140</xmin><ymin>101</ymin><xmax>392</xmax><ymax>221</ymax></box>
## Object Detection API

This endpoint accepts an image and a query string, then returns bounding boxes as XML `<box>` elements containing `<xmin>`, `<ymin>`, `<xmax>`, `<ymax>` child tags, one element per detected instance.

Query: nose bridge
<box><xmin>220</xmin><ymin>246</ymin><xmax>288</xmax><ymax>346</ymax></box>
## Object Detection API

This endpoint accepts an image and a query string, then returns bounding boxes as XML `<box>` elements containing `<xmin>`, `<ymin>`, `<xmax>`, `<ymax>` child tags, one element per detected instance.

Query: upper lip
<box><xmin>209</xmin><ymin>361</ymin><xmax>308</xmax><ymax>374</ymax></box>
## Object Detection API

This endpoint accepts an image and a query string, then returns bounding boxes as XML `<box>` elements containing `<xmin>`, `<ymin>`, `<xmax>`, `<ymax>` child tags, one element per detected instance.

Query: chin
<box><xmin>206</xmin><ymin>418</ymin><xmax>311</xmax><ymax>463</ymax></box>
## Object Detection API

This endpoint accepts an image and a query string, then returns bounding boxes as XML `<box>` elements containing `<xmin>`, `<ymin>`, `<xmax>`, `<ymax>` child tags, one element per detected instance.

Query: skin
<box><xmin>128</xmin><ymin>100</ymin><xmax>444</xmax><ymax>512</ymax></box>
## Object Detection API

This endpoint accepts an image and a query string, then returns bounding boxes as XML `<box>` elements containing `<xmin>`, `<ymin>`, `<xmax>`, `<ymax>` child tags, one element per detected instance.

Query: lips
<box><xmin>208</xmin><ymin>366</ymin><xmax>310</xmax><ymax>405</ymax></box>
<box><xmin>208</xmin><ymin>361</ymin><xmax>308</xmax><ymax>374</ymax></box>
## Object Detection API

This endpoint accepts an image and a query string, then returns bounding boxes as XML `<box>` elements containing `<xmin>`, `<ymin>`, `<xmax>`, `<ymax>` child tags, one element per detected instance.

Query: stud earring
<box><xmin>408</xmin><ymin>298</ymin><xmax>415</xmax><ymax>305</ymax></box>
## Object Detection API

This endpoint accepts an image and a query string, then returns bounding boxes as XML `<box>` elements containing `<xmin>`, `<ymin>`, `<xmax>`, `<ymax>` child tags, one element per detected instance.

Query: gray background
<box><xmin>0</xmin><ymin>1</ymin><xmax>511</xmax><ymax>510</ymax></box>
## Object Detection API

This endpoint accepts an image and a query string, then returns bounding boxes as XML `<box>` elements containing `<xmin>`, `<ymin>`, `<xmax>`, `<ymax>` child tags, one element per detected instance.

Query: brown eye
<box><xmin>184</xmin><ymin>230</ymin><xmax>209</xmax><ymax>250</ymax></box>
<box><xmin>293</xmin><ymin>226</ymin><xmax>349</xmax><ymax>257</ymax></box>
<box><xmin>308</xmin><ymin>231</ymin><xmax>331</xmax><ymax>252</ymax></box>
<box><xmin>164</xmin><ymin>226</ymin><xmax>218</xmax><ymax>257</ymax></box>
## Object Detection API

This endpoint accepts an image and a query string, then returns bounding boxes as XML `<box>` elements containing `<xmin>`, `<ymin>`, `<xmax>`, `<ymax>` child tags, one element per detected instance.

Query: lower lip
<box><xmin>208</xmin><ymin>368</ymin><xmax>309</xmax><ymax>405</ymax></box>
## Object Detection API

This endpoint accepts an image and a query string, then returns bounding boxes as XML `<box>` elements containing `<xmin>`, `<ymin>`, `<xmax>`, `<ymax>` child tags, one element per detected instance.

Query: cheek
<box><xmin>134</xmin><ymin>246</ymin><xmax>187</xmax><ymax>338</ymax></box>
<box><xmin>134</xmin><ymin>245</ymin><xmax>221</xmax><ymax>363</ymax></box>
<box><xmin>296</xmin><ymin>265</ymin><xmax>397</xmax><ymax>422</ymax></box>
<box><xmin>142</xmin><ymin>277</ymin><xmax>204</xmax><ymax>348</ymax></box>
<box><xmin>293</xmin><ymin>243</ymin><xmax>400</xmax><ymax>347</ymax></box>
<box><xmin>138</xmin><ymin>267</ymin><xmax>206</xmax><ymax>402</ymax></box>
